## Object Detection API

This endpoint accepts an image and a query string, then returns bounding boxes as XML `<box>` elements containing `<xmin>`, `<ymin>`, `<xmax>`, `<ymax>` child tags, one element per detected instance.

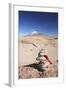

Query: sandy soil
<box><xmin>18</xmin><ymin>35</ymin><xmax>58</xmax><ymax>66</ymax></box>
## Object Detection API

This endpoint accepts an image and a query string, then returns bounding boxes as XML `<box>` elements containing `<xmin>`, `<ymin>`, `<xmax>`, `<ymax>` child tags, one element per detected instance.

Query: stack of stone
<box><xmin>36</xmin><ymin>48</ymin><xmax>50</xmax><ymax>71</ymax></box>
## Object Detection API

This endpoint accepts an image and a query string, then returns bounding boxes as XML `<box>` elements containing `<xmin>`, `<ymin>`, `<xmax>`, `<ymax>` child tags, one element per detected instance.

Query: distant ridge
<box><xmin>20</xmin><ymin>31</ymin><xmax>58</xmax><ymax>40</ymax></box>
<box><xmin>23</xmin><ymin>32</ymin><xmax>57</xmax><ymax>39</ymax></box>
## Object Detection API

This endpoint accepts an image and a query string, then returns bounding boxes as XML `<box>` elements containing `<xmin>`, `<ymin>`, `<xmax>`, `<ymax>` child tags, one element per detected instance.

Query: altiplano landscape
<box><xmin>18</xmin><ymin>33</ymin><xmax>58</xmax><ymax>79</ymax></box>
<box><xmin>18</xmin><ymin>11</ymin><xmax>58</xmax><ymax>79</ymax></box>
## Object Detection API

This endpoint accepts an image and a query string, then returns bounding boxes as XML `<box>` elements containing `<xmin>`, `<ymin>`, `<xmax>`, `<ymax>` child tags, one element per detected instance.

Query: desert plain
<box><xmin>18</xmin><ymin>34</ymin><xmax>58</xmax><ymax>79</ymax></box>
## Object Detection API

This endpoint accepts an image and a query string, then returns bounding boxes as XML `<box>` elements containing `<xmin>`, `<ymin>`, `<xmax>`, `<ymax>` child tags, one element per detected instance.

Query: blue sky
<box><xmin>19</xmin><ymin>11</ymin><xmax>58</xmax><ymax>36</ymax></box>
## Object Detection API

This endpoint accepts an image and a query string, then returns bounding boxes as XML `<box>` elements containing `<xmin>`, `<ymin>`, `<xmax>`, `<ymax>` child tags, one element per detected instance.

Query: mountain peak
<box><xmin>31</xmin><ymin>31</ymin><xmax>38</xmax><ymax>35</ymax></box>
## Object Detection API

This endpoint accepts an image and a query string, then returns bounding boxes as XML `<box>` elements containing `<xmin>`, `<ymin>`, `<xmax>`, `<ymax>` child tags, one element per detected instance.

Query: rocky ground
<box><xmin>18</xmin><ymin>62</ymin><xmax>58</xmax><ymax>79</ymax></box>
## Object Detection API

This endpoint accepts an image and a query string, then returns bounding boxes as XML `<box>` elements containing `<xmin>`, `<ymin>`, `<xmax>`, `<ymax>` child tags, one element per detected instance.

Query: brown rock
<box><xmin>19</xmin><ymin>66</ymin><xmax>40</xmax><ymax>79</ymax></box>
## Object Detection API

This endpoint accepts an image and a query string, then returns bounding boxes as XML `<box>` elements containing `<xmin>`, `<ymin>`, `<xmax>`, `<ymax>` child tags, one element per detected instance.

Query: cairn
<box><xmin>36</xmin><ymin>48</ymin><xmax>52</xmax><ymax>71</ymax></box>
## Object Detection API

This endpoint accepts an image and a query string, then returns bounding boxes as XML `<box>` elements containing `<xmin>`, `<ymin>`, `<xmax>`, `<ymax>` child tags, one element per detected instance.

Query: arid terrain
<box><xmin>18</xmin><ymin>33</ymin><xmax>58</xmax><ymax>79</ymax></box>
